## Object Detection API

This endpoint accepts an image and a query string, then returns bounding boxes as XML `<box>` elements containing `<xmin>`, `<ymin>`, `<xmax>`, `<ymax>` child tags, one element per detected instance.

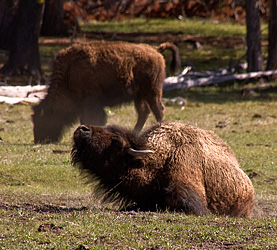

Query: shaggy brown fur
<box><xmin>32</xmin><ymin>41</ymin><xmax>180</xmax><ymax>143</ymax></box>
<box><xmin>71</xmin><ymin>122</ymin><xmax>255</xmax><ymax>217</ymax></box>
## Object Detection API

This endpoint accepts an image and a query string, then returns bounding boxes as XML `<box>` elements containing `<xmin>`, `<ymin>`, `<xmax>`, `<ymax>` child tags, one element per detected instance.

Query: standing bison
<box><xmin>32</xmin><ymin>41</ymin><xmax>180</xmax><ymax>143</ymax></box>
<box><xmin>71</xmin><ymin>122</ymin><xmax>255</xmax><ymax>217</ymax></box>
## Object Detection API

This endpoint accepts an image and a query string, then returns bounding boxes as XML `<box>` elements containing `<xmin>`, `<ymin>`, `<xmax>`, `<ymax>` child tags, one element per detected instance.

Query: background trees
<box><xmin>0</xmin><ymin>0</ymin><xmax>66</xmax><ymax>82</ymax></box>
<box><xmin>0</xmin><ymin>0</ymin><xmax>275</xmax><ymax>84</ymax></box>
<box><xmin>41</xmin><ymin>0</ymin><xmax>66</xmax><ymax>36</ymax></box>
<box><xmin>0</xmin><ymin>0</ymin><xmax>45</xmax><ymax>80</ymax></box>
<box><xmin>0</xmin><ymin>0</ymin><xmax>18</xmax><ymax>51</ymax></box>
<box><xmin>267</xmin><ymin>0</ymin><xmax>277</xmax><ymax>70</ymax></box>
<box><xmin>246</xmin><ymin>0</ymin><xmax>263</xmax><ymax>72</ymax></box>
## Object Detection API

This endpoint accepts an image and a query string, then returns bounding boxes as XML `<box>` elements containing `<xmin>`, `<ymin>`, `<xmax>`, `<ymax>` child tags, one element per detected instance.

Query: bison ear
<box><xmin>111</xmin><ymin>135</ymin><xmax>125</xmax><ymax>149</ymax></box>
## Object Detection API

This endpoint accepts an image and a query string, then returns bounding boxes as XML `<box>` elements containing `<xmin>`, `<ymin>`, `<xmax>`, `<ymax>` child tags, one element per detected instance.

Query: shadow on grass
<box><xmin>164</xmin><ymin>84</ymin><xmax>277</xmax><ymax>104</ymax></box>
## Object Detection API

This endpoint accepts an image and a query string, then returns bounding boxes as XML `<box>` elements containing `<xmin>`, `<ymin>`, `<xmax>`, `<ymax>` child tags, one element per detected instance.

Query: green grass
<box><xmin>82</xmin><ymin>18</ymin><xmax>268</xmax><ymax>38</ymax></box>
<box><xmin>0</xmin><ymin>86</ymin><xmax>276</xmax><ymax>249</ymax></box>
<box><xmin>82</xmin><ymin>18</ymin><xmax>249</xmax><ymax>37</ymax></box>
<box><xmin>0</xmin><ymin>209</ymin><xmax>276</xmax><ymax>249</ymax></box>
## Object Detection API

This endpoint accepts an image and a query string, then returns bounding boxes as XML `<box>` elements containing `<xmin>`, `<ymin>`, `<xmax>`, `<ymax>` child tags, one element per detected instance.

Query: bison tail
<box><xmin>156</xmin><ymin>43</ymin><xmax>181</xmax><ymax>75</ymax></box>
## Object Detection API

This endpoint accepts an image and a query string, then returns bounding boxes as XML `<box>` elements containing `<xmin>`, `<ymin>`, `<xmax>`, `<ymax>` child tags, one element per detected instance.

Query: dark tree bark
<box><xmin>246</xmin><ymin>0</ymin><xmax>263</xmax><ymax>72</ymax></box>
<box><xmin>0</xmin><ymin>0</ymin><xmax>45</xmax><ymax>80</ymax></box>
<box><xmin>267</xmin><ymin>0</ymin><xmax>277</xmax><ymax>70</ymax></box>
<box><xmin>0</xmin><ymin>0</ymin><xmax>19</xmax><ymax>50</ymax></box>
<box><xmin>41</xmin><ymin>0</ymin><xmax>66</xmax><ymax>36</ymax></box>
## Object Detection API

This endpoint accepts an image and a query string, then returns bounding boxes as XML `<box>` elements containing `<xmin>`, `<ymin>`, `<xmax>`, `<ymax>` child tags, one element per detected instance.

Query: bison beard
<box><xmin>71</xmin><ymin>122</ymin><xmax>255</xmax><ymax>217</ymax></box>
<box><xmin>32</xmin><ymin>41</ymin><xmax>180</xmax><ymax>143</ymax></box>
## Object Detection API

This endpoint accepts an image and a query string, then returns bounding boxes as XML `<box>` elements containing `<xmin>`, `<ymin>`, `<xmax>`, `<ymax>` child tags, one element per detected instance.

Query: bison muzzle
<box><xmin>71</xmin><ymin>122</ymin><xmax>255</xmax><ymax>217</ymax></box>
<box><xmin>32</xmin><ymin>41</ymin><xmax>180</xmax><ymax>143</ymax></box>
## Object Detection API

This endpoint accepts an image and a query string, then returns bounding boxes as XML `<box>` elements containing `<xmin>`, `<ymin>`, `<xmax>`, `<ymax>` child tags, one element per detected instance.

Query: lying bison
<box><xmin>71</xmin><ymin>122</ymin><xmax>255</xmax><ymax>217</ymax></box>
<box><xmin>32</xmin><ymin>41</ymin><xmax>180</xmax><ymax>143</ymax></box>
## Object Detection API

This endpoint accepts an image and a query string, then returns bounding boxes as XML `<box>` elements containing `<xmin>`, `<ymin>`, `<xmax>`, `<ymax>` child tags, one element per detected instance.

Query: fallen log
<box><xmin>0</xmin><ymin>85</ymin><xmax>48</xmax><ymax>104</ymax></box>
<box><xmin>163</xmin><ymin>67</ymin><xmax>277</xmax><ymax>92</ymax></box>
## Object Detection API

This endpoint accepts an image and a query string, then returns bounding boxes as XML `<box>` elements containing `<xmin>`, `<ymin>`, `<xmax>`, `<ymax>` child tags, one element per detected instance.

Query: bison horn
<box><xmin>128</xmin><ymin>148</ymin><xmax>154</xmax><ymax>157</ymax></box>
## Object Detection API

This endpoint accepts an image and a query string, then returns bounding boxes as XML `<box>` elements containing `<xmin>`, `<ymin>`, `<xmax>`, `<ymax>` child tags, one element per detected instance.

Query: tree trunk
<box><xmin>246</xmin><ymin>0</ymin><xmax>263</xmax><ymax>72</ymax></box>
<box><xmin>267</xmin><ymin>0</ymin><xmax>277</xmax><ymax>70</ymax></box>
<box><xmin>41</xmin><ymin>0</ymin><xmax>66</xmax><ymax>36</ymax></box>
<box><xmin>0</xmin><ymin>0</ymin><xmax>45</xmax><ymax>80</ymax></box>
<box><xmin>0</xmin><ymin>0</ymin><xmax>19</xmax><ymax>50</ymax></box>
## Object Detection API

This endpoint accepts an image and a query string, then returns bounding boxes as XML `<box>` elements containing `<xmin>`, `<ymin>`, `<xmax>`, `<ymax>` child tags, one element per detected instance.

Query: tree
<box><xmin>0</xmin><ymin>0</ymin><xmax>45</xmax><ymax>80</ymax></box>
<box><xmin>267</xmin><ymin>0</ymin><xmax>277</xmax><ymax>70</ymax></box>
<box><xmin>41</xmin><ymin>0</ymin><xmax>66</xmax><ymax>36</ymax></box>
<box><xmin>246</xmin><ymin>0</ymin><xmax>263</xmax><ymax>72</ymax></box>
<box><xmin>0</xmin><ymin>0</ymin><xmax>67</xmax><ymax>82</ymax></box>
<box><xmin>0</xmin><ymin>0</ymin><xmax>18</xmax><ymax>50</ymax></box>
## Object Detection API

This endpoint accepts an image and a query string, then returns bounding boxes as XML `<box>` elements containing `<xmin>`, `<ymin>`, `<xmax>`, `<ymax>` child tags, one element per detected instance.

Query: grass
<box><xmin>0</xmin><ymin>209</ymin><xmax>276</xmax><ymax>249</ymax></box>
<box><xmin>83</xmin><ymin>18</ymin><xmax>250</xmax><ymax>37</ymax></box>
<box><xmin>0</xmin><ymin>18</ymin><xmax>277</xmax><ymax>249</ymax></box>
<box><xmin>0</xmin><ymin>87</ymin><xmax>276</xmax><ymax>249</ymax></box>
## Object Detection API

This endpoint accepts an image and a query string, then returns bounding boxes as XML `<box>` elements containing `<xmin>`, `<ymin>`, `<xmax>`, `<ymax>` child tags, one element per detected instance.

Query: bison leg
<box><xmin>147</xmin><ymin>97</ymin><xmax>164</xmax><ymax>123</ymax></box>
<box><xmin>80</xmin><ymin>99</ymin><xmax>107</xmax><ymax>126</ymax></box>
<box><xmin>133</xmin><ymin>98</ymin><xmax>151</xmax><ymax>132</ymax></box>
<box><xmin>165</xmin><ymin>182</ymin><xmax>210</xmax><ymax>216</ymax></box>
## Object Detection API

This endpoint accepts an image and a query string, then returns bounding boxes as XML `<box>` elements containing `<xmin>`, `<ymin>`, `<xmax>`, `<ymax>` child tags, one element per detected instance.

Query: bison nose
<box><xmin>79</xmin><ymin>125</ymin><xmax>90</xmax><ymax>132</ymax></box>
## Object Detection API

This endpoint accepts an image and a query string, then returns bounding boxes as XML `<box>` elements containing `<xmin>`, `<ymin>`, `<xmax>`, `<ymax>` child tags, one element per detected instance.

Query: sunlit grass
<box><xmin>0</xmin><ymin>207</ymin><xmax>276</xmax><ymax>249</ymax></box>
<box><xmin>1</xmin><ymin>85</ymin><xmax>276</xmax><ymax>249</ymax></box>
<box><xmin>82</xmin><ymin>18</ymin><xmax>268</xmax><ymax>38</ymax></box>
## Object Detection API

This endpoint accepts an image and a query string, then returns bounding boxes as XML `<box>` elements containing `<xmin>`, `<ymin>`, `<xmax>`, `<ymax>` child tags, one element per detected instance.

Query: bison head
<box><xmin>32</xmin><ymin>103</ymin><xmax>63</xmax><ymax>143</ymax></box>
<box><xmin>71</xmin><ymin>125</ymin><xmax>153</xmax><ymax>178</ymax></box>
<box><xmin>32</xmin><ymin>97</ymin><xmax>78</xmax><ymax>144</ymax></box>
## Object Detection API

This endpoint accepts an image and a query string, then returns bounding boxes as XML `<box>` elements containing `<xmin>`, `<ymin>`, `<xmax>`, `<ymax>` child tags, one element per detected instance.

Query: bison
<box><xmin>32</xmin><ymin>41</ymin><xmax>180</xmax><ymax>143</ymax></box>
<box><xmin>71</xmin><ymin>122</ymin><xmax>255</xmax><ymax>217</ymax></box>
